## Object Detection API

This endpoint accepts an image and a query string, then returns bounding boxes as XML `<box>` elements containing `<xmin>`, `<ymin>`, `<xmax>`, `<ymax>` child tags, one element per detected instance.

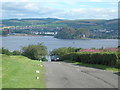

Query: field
<box><xmin>2</xmin><ymin>54</ymin><xmax>45</xmax><ymax>88</ymax></box>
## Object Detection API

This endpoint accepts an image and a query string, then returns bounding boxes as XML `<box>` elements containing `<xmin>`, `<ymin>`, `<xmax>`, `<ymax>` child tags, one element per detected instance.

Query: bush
<box><xmin>62</xmin><ymin>52</ymin><xmax>118</xmax><ymax>67</ymax></box>
<box><xmin>12</xmin><ymin>50</ymin><xmax>21</xmax><ymax>55</ymax></box>
<box><xmin>116</xmin><ymin>52</ymin><xmax>120</xmax><ymax>68</ymax></box>
<box><xmin>116</xmin><ymin>59</ymin><xmax>120</xmax><ymax>68</ymax></box>
<box><xmin>21</xmin><ymin>43</ymin><xmax>48</xmax><ymax>60</ymax></box>
<box><xmin>41</xmin><ymin>56</ymin><xmax>48</xmax><ymax>61</ymax></box>
<box><xmin>61</xmin><ymin>52</ymin><xmax>80</xmax><ymax>61</ymax></box>
<box><xmin>1</xmin><ymin>48</ymin><xmax>11</xmax><ymax>55</ymax></box>
<box><xmin>0</xmin><ymin>48</ymin><xmax>2</xmax><ymax>54</ymax></box>
<box><xmin>50</xmin><ymin>47</ymin><xmax>79</xmax><ymax>60</ymax></box>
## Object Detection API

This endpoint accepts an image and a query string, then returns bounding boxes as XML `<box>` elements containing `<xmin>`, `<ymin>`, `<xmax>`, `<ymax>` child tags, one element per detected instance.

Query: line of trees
<box><xmin>1</xmin><ymin>43</ymin><xmax>48</xmax><ymax>61</ymax></box>
<box><xmin>1</xmin><ymin>43</ymin><xmax>119</xmax><ymax>67</ymax></box>
<box><xmin>50</xmin><ymin>47</ymin><xmax>120</xmax><ymax>68</ymax></box>
<box><xmin>50</xmin><ymin>47</ymin><xmax>80</xmax><ymax>59</ymax></box>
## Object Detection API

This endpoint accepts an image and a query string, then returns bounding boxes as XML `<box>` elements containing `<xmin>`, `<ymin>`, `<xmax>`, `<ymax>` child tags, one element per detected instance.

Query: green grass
<box><xmin>2</xmin><ymin>54</ymin><xmax>45</xmax><ymax>88</ymax></box>
<box><xmin>0</xmin><ymin>54</ymin><xmax>2</xmax><ymax>90</ymax></box>
<box><xmin>64</xmin><ymin>60</ymin><xmax>120</xmax><ymax>72</ymax></box>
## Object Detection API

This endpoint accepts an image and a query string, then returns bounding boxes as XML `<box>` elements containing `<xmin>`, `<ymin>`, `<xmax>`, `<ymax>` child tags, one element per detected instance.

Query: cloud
<box><xmin>2</xmin><ymin>0</ymin><xmax>119</xmax><ymax>2</ymax></box>
<box><xmin>2</xmin><ymin>2</ymin><xmax>63</xmax><ymax>19</ymax></box>
<box><xmin>1</xmin><ymin>2</ymin><xmax>118</xmax><ymax>19</ymax></box>
<box><xmin>2</xmin><ymin>0</ymin><xmax>28</xmax><ymax>2</ymax></box>
<box><xmin>89</xmin><ymin>0</ymin><xmax>103</xmax><ymax>2</ymax></box>
<box><xmin>109</xmin><ymin>2</ymin><xmax>118</xmax><ymax>5</ymax></box>
<box><xmin>59</xmin><ymin>8</ymin><xmax>118</xmax><ymax>19</ymax></box>
<box><xmin>79</xmin><ymin>5</ymin><xmax>89</xmax><ymax>7</ymax></box>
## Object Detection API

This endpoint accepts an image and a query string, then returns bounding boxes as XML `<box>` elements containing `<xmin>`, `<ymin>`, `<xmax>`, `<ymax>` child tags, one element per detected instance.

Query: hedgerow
<box><xmin>62</xmin><ymin>52</ymin><xmax>119</xmax><ymax>67</ymax></box>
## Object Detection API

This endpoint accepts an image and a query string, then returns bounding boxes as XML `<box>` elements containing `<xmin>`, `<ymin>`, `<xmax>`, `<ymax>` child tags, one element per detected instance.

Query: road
<box><xmin>43</xmin><ymin>62</ymin><xmax>119</xmax><ymax>88</ymax></box>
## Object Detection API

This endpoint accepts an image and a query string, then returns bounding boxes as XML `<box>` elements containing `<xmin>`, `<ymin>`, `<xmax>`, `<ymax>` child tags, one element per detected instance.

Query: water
<box><xmin>1</xmin><ymin>36</ymin><xmax>118</xmax><ymax>61</ymax></box>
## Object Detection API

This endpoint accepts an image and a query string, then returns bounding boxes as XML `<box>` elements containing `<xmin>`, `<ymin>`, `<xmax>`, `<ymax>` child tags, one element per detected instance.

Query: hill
<box><xmin>1</xmin><ymin>18</ymin><xmax>118</xmax><ymax>39</ymax></box>
<box><xmin>1</xmin><ymin>18</ymin><xmax>118</xmax><ymax>30</ymax></box>
<box><xmin>2</xmin><ymin>54</ymin><xmax>45</xmax><ymax>88</ymax></box>
<box><xmin>2</xmin><ymin>18</ymin><xmax>62</xmax><ymax>26</ymax></box>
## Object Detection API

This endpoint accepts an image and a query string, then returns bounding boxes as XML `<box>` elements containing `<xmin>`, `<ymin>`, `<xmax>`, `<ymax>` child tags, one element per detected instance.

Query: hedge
<box><xmin>61</xmin><ymin>52</ymin><xmax>119</xmax><ymax>67</ymax></box>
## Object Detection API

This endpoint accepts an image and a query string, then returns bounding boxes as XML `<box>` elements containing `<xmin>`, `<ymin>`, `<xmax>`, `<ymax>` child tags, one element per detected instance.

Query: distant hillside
<box><xmin>2</xmin><ymin>18</ymin><xmax>62</xmax><ymax>26</ymax></box>
<box><xmin>1</xmin><ymin>18</ymin><xmax>118</xmax><ymax>30</ymax></box>
<box><xmin>1</xmin><ymin>18</ymin><xmax>118</xmax><ymax>39</ymax></box>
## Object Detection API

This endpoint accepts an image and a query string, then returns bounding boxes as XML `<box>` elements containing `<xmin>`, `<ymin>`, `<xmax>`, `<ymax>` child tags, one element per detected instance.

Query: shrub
<box><xmin>12</xmin><ymin>50</ymin><xmax>21</xmax><ymax>55</ymax></box>
<box><xmin>116</xmin><ymin>52</ymin><xmax>120</xmax><ymax>68</ymax></box>
<box><xmin>62</xmin><ymin>52</ymin><xmax>118</xmax><ymax>67</ymax></box>
<box><xmin>41</xmin><ymin>56</ymin><xmax>48</xmax><ymax>61</ymax></box>
<box><xmin>50</xmin><ymin>47</ymin><xmax>79</xmax><ymax>60</ymax></box>
<box><xmin>61</xmin><ymin>52</ymin><xmax>79</xmax><ymax>61</ymax></box>
<box><xmin>0</xmin><ymin>48</ymin><xmax>2</xmax><ymax>54</ymax></box>
<box><xmin>1</xmin><ymin>48</ymin><xmax>11</xmax><ymax>55</ymax></box>
<box><xmin>116</xmin><ymin>59</ymin><xmax>120</xmax><ymax>68</ymax></box>
<box><xmin>21</xmin><ymin>43</ymin><xmax>48</xmax><ymax>60</ymax></box>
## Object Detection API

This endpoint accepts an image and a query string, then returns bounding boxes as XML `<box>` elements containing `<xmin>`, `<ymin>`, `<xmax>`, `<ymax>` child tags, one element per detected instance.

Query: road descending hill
<box><xmin>2</xmin><ymin>54</ymin><xmax>45</xmax><ymax>88</ymax></box>
<box><xmin>44</xmin><ymin>62</ymin><xmax>119</xmax><ymax>88</ymax></box>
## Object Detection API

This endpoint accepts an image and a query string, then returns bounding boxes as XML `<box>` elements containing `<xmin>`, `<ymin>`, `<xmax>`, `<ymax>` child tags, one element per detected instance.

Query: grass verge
<box><xmin>64</xmin><ymin>60</ymin><xmax>120</xmax><ymax>72</ymax></box>
<box><xmin>2</xmin><ymin>54</ymin><xmax>45</xmax><ymax>88</ymax></box>
<box><xmin>0</xmin><ymin>54</ymin><xmax>2</xmax><ymax>90</ymax></box>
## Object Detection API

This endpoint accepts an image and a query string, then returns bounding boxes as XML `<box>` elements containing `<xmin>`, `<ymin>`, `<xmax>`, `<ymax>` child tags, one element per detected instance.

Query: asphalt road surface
<box><xmin>43</xmin><ymin>62</ymin><xmax>119</xmax><ymax>88</ymax></box>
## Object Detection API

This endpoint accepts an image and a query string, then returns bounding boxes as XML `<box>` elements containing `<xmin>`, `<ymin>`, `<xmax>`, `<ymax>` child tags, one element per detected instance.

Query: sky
<box><xmin>1</xmin><ymin>0</ymin><xmax>119</xmax><ymax>20</ymax></box>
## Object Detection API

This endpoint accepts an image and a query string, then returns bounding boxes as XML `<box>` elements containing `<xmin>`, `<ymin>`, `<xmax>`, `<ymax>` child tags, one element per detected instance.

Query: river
<box><xmin>1</xmin><ymin>36</ymin><xmax>118</xmax><ymax>51</ymax></box>
<box><xmin>1</xmin><ymin>36</ymin><xmax>118</xmax><ymax>61</ymax></box>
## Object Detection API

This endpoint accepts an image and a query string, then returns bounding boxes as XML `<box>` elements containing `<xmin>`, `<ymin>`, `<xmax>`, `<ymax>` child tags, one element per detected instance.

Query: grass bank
<box><xmin>64</xmin><ymin>60</ymin><xmax>120</xmax><ymax>72</ymax></box>
<box><xmin>0</xmin><ymin>54</ymin><xmax>2</xmax><ymax>90</ymax></box>
<box><xmin>2</xmin><ymin>54</ymin><xmax>45</xmax><ymax>88</ymax></box>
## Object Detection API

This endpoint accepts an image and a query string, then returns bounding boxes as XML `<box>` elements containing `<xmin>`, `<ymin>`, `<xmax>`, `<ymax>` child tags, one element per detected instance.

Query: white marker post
<box><xmin>40</xmin><ymin>60</ymin><xmax>42</xmax><ymax>63</ymax></box>
<box><xmin>36</xmin><ymin>76</ymin><xmax>39</xmax><ymax>79</ymax></box>
<box><xmin>36</xmin><ymin>70</ymin><xmax>40</xmax><ymax>73</ymax></box>
<box><xmin>40</xmin><ymin>65</ymin><xmax>43</xmax><ymax>67</ymax></box>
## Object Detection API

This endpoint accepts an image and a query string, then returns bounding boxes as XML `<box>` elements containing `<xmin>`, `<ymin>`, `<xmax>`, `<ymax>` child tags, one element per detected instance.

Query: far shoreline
<box><xmin>0</xmin><ymin>35</ymin><xmax>46</xmax><ymax>37</ymax></box>
<box><xmin>0</xmin><ymin>35</ymin><xmax>118</xmax><ymax>40</ymax></box>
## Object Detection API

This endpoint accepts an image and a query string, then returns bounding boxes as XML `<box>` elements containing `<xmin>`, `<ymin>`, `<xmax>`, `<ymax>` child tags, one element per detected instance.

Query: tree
<box><xmin>55</xmin><ymin>27</ymin><xmax>75</xmax><ymax>39</ymax></box>
<box><xmin>12</xmin><ymin>50</ymin><xmax>21</xmax><ymax>55</ymax></box>
<box><xmin>55</xmin><ymin>27</ymin><xmax>90</xmax><ymax>39</ymax></box>
<box><xmin>76</xmin><ymin>28</ymin><xmax>90</xmax><ymax>37</ymax></box>
<box><xmin>2</xmin><ymin>31</ymin><xmax>8</xmax><ymax>36</ymax></box>
<box><xmin>50</xmin><ymin>47</ymin><xmax>78</xmax><ymax>60</ymax></box>
<box><xmin>21</xmin><ymin>43</ymin><xmax>48</xmax><ymax>60</ymax></box>
<box><xmin>1</xmin><ymin>48</ymin><xmax>11</xmax><ymax>55</ymax></box>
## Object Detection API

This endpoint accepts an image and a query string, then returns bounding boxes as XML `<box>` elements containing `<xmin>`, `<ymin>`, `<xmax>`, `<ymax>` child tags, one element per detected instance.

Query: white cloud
<box><xmin>79</xmin><ymin>5</ymin><xmax>88</xmax><ymax>7</ymax></box>
<box><xmin>89</xmin><ymin>0</ymin><xmax>103</xmax><ymax>2</ymax></box>
<box><xmin>60</xmin><ymin>8</ymin><xmax>118</xmax><ymax>19</ymax></box>
<box><xmin>109</xmin><ymin>2</ymin><xmax>118</xmax><ymax>5</ymax></box>
<box><xmin>2</xmin><ymin>0</ymin><xmax>28</xmax><ymax>2</ymax></box>
<box><xmin>15</xmin><ymin>13</ymin><xmax>25</xmax><ymax>16</ymax></box>
<box><xmin>2</xmin><ymin>2</ymin><xmax>64</xmax><ymax>19</ymax></box>
<box><xmin>1</xmin><ymin>2</ymin><xmax>118</xmax><ymax>19</ymax></box>
<box><xmin>2</xmin><ymin>0</ymin><xmax>119</xmax><ymax>2</ymax></box>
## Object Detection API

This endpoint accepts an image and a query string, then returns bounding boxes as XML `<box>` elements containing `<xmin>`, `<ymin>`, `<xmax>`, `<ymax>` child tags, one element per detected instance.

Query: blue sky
<box><xmin>1</xmin><ymin>0</ymin><xmax>119</xmax><ymax>20</ymax></box>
